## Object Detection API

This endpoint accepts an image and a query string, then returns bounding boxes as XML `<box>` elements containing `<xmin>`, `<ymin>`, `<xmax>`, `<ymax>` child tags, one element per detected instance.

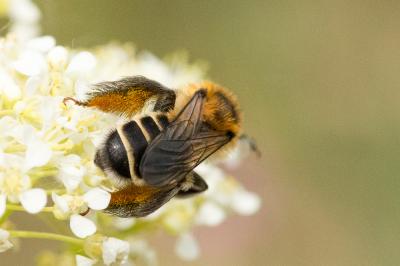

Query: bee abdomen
<box><xmin>155</xmin><ymin>114</ymin><xmax>169</xmax><ymax>129</ymax></box>
<box><xmin>95</xmin><ymin>130</ymin><xmax>131</xmax><ymax>179</ymax></box>
<box><xmin>140</xmin><ymin>116</ymin><xmax>160</xmax><ymax>139</ymax></box>
<box><xmin>100</xmin><ymin>115</ymin><xmax>170</xmax><ymax>182</ymax></box>
<box><xmin>121</xmin><ymin>115</ymin><xmax>170</xmax><ymax>178</ymax></box>
<box><xmin>121</xmin><ymin>121</ymin><xmax>148</xmax><ymax>178</ymax></box>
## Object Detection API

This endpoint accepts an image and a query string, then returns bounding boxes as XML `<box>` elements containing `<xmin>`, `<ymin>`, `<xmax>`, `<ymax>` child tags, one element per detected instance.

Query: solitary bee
<box><xmin>64</xmin><ymin>76</ymin><xmax>243</xmax><ymax>217</ymax></box>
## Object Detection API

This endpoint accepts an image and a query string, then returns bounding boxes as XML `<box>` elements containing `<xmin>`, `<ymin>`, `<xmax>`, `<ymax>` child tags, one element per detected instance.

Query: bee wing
<box><xmin>139</xmin><ymin>90</ymin><xmax>232</xmax><ymax>187</ymax></box>
<box><xmin>140</xmin><ymin>129</ymin><xmax>230</xmax><ymax>187</ymax></box>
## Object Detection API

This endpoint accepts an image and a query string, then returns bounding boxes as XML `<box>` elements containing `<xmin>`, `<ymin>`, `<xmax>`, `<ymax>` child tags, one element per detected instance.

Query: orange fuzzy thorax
<box><xmin>173</xmin><ymin>81</ymin><xmax>242</xmax><ymax>157</ymax></box>
<box><xmin>175</xmin><ymin>81</ymin><xmax>242</xmax><ymax>135</ymax></box>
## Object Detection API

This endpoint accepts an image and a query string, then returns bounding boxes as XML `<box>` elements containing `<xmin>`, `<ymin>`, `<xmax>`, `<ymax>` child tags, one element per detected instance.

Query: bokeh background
<box><xmin>5</xmin><ymin>0</ymin><xmax>400</xmax><ymax>265</ymax></box>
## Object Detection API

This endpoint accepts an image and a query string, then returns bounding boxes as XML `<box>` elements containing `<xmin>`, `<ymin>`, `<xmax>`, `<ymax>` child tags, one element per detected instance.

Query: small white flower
<box><xmin>13</xmin><ymin>50</ymin><xmax>47</xmax><ymax>76</ymax></box>
<box><xmin>26</xmin><ymin>36</ymin><xmax>55</xmax><ymax>53</ymax></box>
<box><xmin>0</xmin><ymin>69</ymin><xmax>21</xmax><ymax>100</ymax></box>
<box><xmin>56</xmin><ymin>155</ymin><xmax>85</xmax><ymax>192</ymax></box>
<box><xmin>102</xmin><ymin>237</ymin><xmax>130</xmax><ymax>265</ymax></box>
<box><xmin>113</xmin><ymin>217</ymin><xmax>136</xmax><ymax>230</ymax></box>
<box><xmin>0</xmin><ymin>229</ymin><xmax>13</xmax><ymax>252</ymax></box>
<box><xmin>162</xmin><ymin>202</ymin><xmax>195</xmax><ymax>234</ymax></box>
<box><xmin>24</xmin><ymin>140</ymin><xmax>52</xmax><ymax>170</ymax></box>
<box><xmin>70</xmin><ymin>214</ymin><xmax>96</xmax><ymax>238</ymax></box>
<box><xmin>24</xmin><ymin>76</ymin><xmax>41</xmax><ymax>96</ymax></box>
<box><xmin>52</xmin><ymin>188</ymin><xmax>110</xmax><ymax>218</ymax></box>
<box><xmin>52</xmin><ymin>188</ymin><xmax>110</xmax><ymax>238</ymax></box>
<box><xmin>47</xmin><ymin>46</ymin><xmax>69</xmax><ymax>70</ymax></box>
<box><xmin>174</xmin><ymin>233</ymin><xmax>199</xmax><ymax>261</ymax></box>
<box><xmin>66</xmin><ymin>51</ymin><xmax>96</xmax><ymax>76</ymax></box>
<box><xmin>75</xmin><ymin>255</ymin><xmax>96</xmax><ymax>266</ymax></box>
<box><xmin>128</xmin><ymin>239</ymin><xmax>157</xmax><ymax>266</ymax></box>
<box><xmin>19</xmin><ymin>188</ymin><xmax>47</xmax><ymax>214</ymax></box>
<box><xmin>0</xmin><ymin>162</ymin><xmax>46</xmax><ymax>215</ymax></box>
<box><xmin>9</xmin><ymin>0</ymin><xmax>40</xmax><ymax>24</ymax></box>
<box><xmin>82</xmin><ymin>188</ymin><xmax>111</xmax><ymax>210</ymax></box>
<box><xmin>8</xmin><ymin>0</ymin><xmax>40</xmax><ymax>40</ymax></box>
<box><xmin>195</xmin><ymin>202</ymin><xmax>226</xmax><ymax>226</ymax></box>
<box><xmin>231</xmin><ymin>190</ymin><xmax>261</xmax><ymax>216</ymax></box>
<box><xmin>51</xmin><ymin>192</ymin><xmax>70</xmax><ymax>219</ymax></box>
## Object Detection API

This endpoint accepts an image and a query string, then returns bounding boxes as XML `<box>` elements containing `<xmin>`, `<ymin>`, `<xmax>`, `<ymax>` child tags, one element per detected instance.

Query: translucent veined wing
<box><xmin>139</xmin><ymin>90</ymin><xmax>232</xmax><ymax>187</ymax></box>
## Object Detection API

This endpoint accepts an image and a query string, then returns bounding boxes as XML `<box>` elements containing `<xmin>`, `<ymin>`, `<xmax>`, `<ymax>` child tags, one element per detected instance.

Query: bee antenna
<box><xmin>240</xmin><ymin>134</ymin><xmax>261</xmax><ymax>158</ymax></box>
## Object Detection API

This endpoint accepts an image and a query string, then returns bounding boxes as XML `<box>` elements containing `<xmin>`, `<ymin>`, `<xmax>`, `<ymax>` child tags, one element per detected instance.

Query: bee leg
<box><xmin>63</xmin><ymin>97</ymin><xmax>87</xmax><ymax>107</ymax></box>
<box><xmin>240</xmin><ymin>134</ymin><xmax>261</xmax><ymax>157</ymax></box>
<box><xmin>64</xmin><ymin>76</ymin><xmax>176</xmax><ymax>117</ymax></box>
<box><xmin>105</xmin><ymin>183</ymin><xmax>180</xmax><ymax>217</ymax></box>
<box><xmin>79</xmin><ymin>207</ymin><xmax>90</xmax><ymax>216</ymax></box>
<box><xmin>176</xmin><ymin>172</ymin><xmax>208</xmax><ymax>198</ymax></box>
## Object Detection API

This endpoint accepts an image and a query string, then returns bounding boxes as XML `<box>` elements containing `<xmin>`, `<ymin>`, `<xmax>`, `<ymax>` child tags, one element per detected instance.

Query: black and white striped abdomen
<box><xmin>94</xmin><ymin>114</ymin><xmax>170</xmax><ymax>183</ymax></box>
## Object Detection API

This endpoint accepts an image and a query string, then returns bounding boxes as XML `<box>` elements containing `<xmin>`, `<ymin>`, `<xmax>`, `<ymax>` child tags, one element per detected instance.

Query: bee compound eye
<box><xmin>226</xmin><ymin>131</ymin><xmax>235</xmax><ymax>140</ymax></box>
<box><xmin>197</xmin><ymin>88</ymin><xmax>207</xmax><ymax>98</ymax></box>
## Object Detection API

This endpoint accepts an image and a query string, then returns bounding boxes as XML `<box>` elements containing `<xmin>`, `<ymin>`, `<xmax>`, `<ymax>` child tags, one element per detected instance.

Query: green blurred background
<box><xmin>9</xmin><ymin>0</ymin><xmax>400</xmax><ymax>265</ymax></box>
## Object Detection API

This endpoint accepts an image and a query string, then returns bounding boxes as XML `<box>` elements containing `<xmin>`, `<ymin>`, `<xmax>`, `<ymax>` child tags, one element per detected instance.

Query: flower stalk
<box><xmin>6</xmin><ymin>204</ymin><xmax>53</xmax><ymax>212</ymax></box>
<box><xmin>8</xmin><ymin>230</ymin><xmax>84</xmax><ymax>246</ymax></box>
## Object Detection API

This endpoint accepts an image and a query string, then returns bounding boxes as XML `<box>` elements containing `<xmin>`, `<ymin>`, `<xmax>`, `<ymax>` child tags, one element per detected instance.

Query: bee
<box><xmin>64</xmin><ymin>76</ymin><xmax>243</xmax><ymax>217</ymax></box>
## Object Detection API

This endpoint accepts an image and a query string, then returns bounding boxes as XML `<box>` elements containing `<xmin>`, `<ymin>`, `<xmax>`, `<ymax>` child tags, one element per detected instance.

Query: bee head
<box><xmin>200</xmin><ymin>82</ymin><xmax>241</xmax><ymax>137</ymax></box>
<box><xmin>174</xmin><ymin>81</ymin><xmax>242</xmax><ymax>155</ymax></box>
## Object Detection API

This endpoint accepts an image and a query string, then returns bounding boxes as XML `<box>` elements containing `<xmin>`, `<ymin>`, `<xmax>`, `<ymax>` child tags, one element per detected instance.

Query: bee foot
<box><xmin>63</xmin><ymin>97</ymin><xmax>86</xmax><ymax>107</ymax></box>
<box><xmin>79</xmin><ymin>208</ymin><xmax>90</xmax><ymax>216</ymax></box>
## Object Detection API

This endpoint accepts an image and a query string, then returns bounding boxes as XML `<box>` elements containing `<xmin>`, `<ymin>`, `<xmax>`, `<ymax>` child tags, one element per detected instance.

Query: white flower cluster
<box><xmin>0</xmin><ymin>1</ymin><xmax>261</xmax><ymax>265</ymax></box>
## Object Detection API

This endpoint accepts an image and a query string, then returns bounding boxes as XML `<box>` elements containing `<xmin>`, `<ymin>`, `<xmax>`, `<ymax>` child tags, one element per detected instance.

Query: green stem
<box><xmin>0</xmin><ymin>209</ymin><xmax>12</xmax><ymax>225</ymax></box>
<box><xmin>8</xmin><ymin>230</ymin><xmax>84</xmax><ymax>246</ymax></box>
<box><xmin>7</xmin><ymin>204</ymin><xmax>53</xmax><ymax>212</ymax></box>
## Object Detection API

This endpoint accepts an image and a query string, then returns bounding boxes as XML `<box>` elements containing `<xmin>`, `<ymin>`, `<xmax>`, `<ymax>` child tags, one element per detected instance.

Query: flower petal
<box><xmin>58</xmin><ymin>165</ymin><xmax>84</xmax><ymax>192</ymax></box>
<box><xmin>9</xmin><ymin>0</ymin><xmax>41</xmax><ymax>23</ymax></box>
<box><xmin>66</xmin><ymin>51</ymin><xmax>96</xmax><ymax>76</ymax></box>
<box><xmin>51</xmin><ymin>192</ymin><xmax>69</xmax><ymax>213</ymax></box>
<box><xmin>13</xmin><ymin>51</ymin><xmax>46</xmax><ymax>76</ymax></box>
<box><xmin>231</xmin><ymin>190</ymin><xmax>261</xmax><ymax>216</ymax></box>
<box><xmin>83</xmin><ymin>188</ymin><xmax>111</xmax><ymax>210</ymax></box>
<box><xmin>24</xmin><ymin>76</ymin><xmax>42</xmax><ymax>96</ymax></box>
<box><xmin>0</xmin><ymin>229</ymin><xmax>13</xmax><ymax>253</ymax></box>
<box><xmin>174</xmin><ymin>233</ymin><xmax>200</xmax><ymax>261</ymax></box>
<box><xmin>76</xmin><ymin>255</ymin><xmax>96</xmax><ymax>266</ymax></box>
<box><xmin>27</xmin><ymin>36</ymin><xmax>55</xmax><ymax>52</ymax></box>
<box><xmin>19</xmin><ymin>188</ymin><xmax>47</xmax><ymax>214</ymax></box>
<box><xmin>70</xmin><ymin>214</ymin><xmax>96</xmax><ymax>238</ymax></box>
<box><xmin>195</xmin><ymin>202</ymin><xmax>226</xmax><ymax>226</ymax></box>
<box><xmin>0</xmin><ymin>195</ymin><xmax>6</xmax><ymax>217</ymax></box>
<box><xmin>102</xmin><ymin>237</ymin><xmax>130</xmax><ymax>265</ymax></box>
<box><xmin>48</xmin><ymin>46</ymin><xmax>68</xmax><ymax>70</ymax></box>
<box><xmin>113</xmin><ymin>217</ymin><xmax>136</xmax><ymax>230</ymax></box>
<box><xmin>24</xmin><ymin>140</ymin><xmax>52</xmax><ymax>169</ymax></box>
<box><xmin>0</xmin><ymin>69</ymin><xmax>21</xmax><ymax>100</ymax></box>
<box><xmin>56</xmin><ymin>155</ymin><xmax>85</xmax><ymax>192</ymax></box>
